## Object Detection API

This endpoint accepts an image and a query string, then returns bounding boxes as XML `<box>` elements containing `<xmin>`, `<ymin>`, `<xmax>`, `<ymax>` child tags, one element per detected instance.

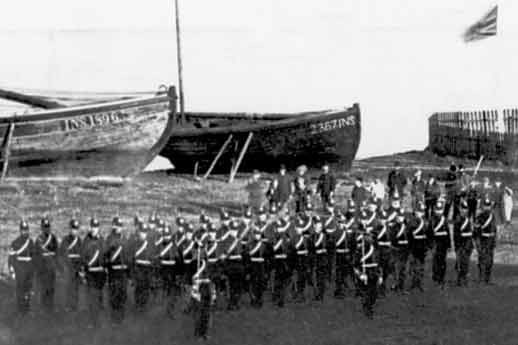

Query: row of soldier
<box><xmin>7</xmin><ymin>192</ymin><xmax>498</xmax><ymax>336</ymax></box>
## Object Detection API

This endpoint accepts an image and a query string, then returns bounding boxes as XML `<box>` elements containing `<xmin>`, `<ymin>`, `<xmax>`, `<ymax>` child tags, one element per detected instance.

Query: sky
<box><xmin>0</xmin><ymin>0</ymin><xmax>514</xmax><ymax>159</ymax></box>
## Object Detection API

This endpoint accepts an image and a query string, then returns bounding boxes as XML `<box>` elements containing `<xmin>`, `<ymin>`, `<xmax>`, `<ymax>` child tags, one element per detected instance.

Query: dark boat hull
<box><xmin>0</xmin><ymin>89</ymin><xmax>176</xmax><ymax>178</ymax></box>
<box><xmin>161</xmin><ymin>104</ymin><xmax>361</xmax><ymax>173</ymax></box>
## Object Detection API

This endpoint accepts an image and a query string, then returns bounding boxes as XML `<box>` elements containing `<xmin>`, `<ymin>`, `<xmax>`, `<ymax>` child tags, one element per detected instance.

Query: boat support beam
<box><xmin>229</xmin><ymin>132</ymin><xmax>253</xmax><ymax>183</ymax></box>
<box><xmin>202</xmin><ymin>134</ymin><xmax>233</xmax><ymax>180</ymax></box>
<box><xmin>1</xmin><ymin>122</ymin><xmax>15</xmax><ymax>180</ymax></box>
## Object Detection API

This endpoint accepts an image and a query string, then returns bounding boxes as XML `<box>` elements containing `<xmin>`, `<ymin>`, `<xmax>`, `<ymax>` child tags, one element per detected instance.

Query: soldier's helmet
<box><xmin>90</xmin><ymin>218</ymin><xmax>100</xmax><ymax>228</ymax></box>
<box><xmin>396</xmin><ymin>208</ymin><xmax>405</xmax><ymax>221</ymax></box>
<box><xmin>368</xmin><ymin>197</ymin><xmax>377</xmax><ymax>207</ymax></box>
<box><xmin>199</xmin><ymin>213</ymin><xmax>210</xmax><ymax>224</ymax></box>
<box><xmin>392</xmin><ymin>190</ymin><xmax>401</xmax><ymax>201</ymax></box>
<box><xmin>41</xmin><ymin>217</ymin><xmax>51</xmax><ymax>229</ymax></box>
<box><xmin>347</xmin><ymin>199</ymin><xmax>356</xmax><ymax>212</ymax></box>
<box><xmin>112</xmin><ymin>216</ymin><xmax>123</xmax><ymax>228</ymax></box>
<box><xmin>360</xmin><ymin>210</ymin><xmax>369</xmax><ymax>222</ymax></box>
<box><xmin>378</xmin><ymin>207</ymin><xmax>388</xmax><ymax>220</ymax></box>
<box><xmin>19</xmin><ymin>220</ymin><xmax>29</xmax><ymax>231</ymax></box>
<box><xmin>186</xmin><ymin>223</ymin><xmax>195</xmax><ymax>233</ymax></box>
<box><xmin>139</xmin><ymin>223</ymin><xmax>149</xmax><ymax>233</ymax></box>
<box><xmin>296</xmin><ymin>217</ymin><xmax>305</xmax><ymax>228</ymax></box>
<box><xmin>208</xmin><ymin>223</ymin><xmax>218</xmax><ymax>233</ymax></box>
<box><xmin>219</xmin><ymin>208</ymin><xmax>230</xmax><ymax>221</ymax></box>
<box><xmin>434</xmin><ymin>200</ymin><xmax>445</xmax><ymax>212</ymax></box>
<box><xmin>176</xmin><ymin>216</ymin><xmax>186</xmax><ymax>227</ymax></box>
<box><xmin>327</xmin><ymin>198</ymin><xmax>336</xmax><ymax>208</ymax></box>
<box><xmin>269</xmin><ymin>203</ymin><xmax>278</xmax><ymax>214</ymax></box>
<box><xmin>149</xmin><ymin>213</ymin><xmax>157</xmax><ymax>225</ymax></box>
<box><xmin>257</xmin><ymin>206</ymin><xmax>266</xmax><ymax>216</ymax></box>
<box><xmin>163</xmin><ymin>225</ymin><xmax>172</xmax><ymax>235</ymax></box>
<box><xmin>312</xmin><ymin>215</ymin><xmax>322</xmax><ymax>224</ymax></box>
<box><xmin>336</xmin><ymin>210</ymin><xmax>346</xmax><ymax>222</ymax></box>
<box><xmin>229</xmin><ymin>219</ymin><xmax>240</xmax><ymax>230</ymax></box>
<box><xmin>483</xmin><ymin>197</ymin><xmax>492</xmax><ymax>209</ymax></box>
<box><xmin>134</xmin><ymin>214</ymin><xmax>143</xmax><ymax>227</ymax></box>
<box><xmin>157</xmin><ymin>219</ymin><xmax>166</xmax><ymax>229</ymax></box>
<box><xmin>243</xmin><ymin>207</ymin><xmax>253</xmax><ymax>219</ymax></box>
<box><xmin>460</xmin><ymin>199</ymin><xmax>469</xmax><ymax>210</ymax></box>
<box><xmin>306</xmin><ymin>202</ymin><xmax>314</xmax><ymax>211</ymax></box>
<box><xmin>415</xmin><ymin>201</ymin><xmax>426</xmax><ymax>214</ymax></box>
<box><xmin>70</xmin><ymin>219</ymin><xmax>80</xmax><ymax>229</ymax></box>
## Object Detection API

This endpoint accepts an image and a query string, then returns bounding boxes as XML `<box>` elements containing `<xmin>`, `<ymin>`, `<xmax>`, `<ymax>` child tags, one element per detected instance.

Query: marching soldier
<box><xmin>374</xmin><ymin>207</ymin><xmax>392</xmax><ymax>297</ymax></box>
<box><xmin>271</xmin><ymin>218</ymin><xmax>292</xmax><ymax>308</ymax></box>
<box><xmin>157</xmin><ymin>225</ymin><xmax>182</xmax><ymax>318</ymax></box>
<box><xmin>180</xmin><ymin>223</ymin><xmax>196</xmax><ymax>312</ymax></box>
<box><xmin>205</xmin><ymin>223</ymin><xmax>223</xmax><ymax>308</ymax></box>
<box><xmin>104</xmin><ymin>216</ymin><xmax>130</xmax><ymax>324</ymax></box>
<box><xmin>191</xmin><ymin>249</ymin><xmax>216</xmax><ymax>341</ymax></box>
<box><xmin>8</xmin><ymin>220</ymin><xmax>35</xmax><ymax>316</ymax></box>
<box><xmin>221</xmin><ymin>220</ymin><xmax>246</xmax><ymax>311</ymax></box>
<box><xmin>292</xmin><ymin>217</ymin><xmax>311</xmax><ymax>303</ymax></box>
<box><xmin>131</xmin><ymin>223</ymin><xmax>155</xmax><ymax>312</ymax></box>
<box><xmin>354</xmin><ymin>230</ymin><xmax>382</xmax><ymax>319</ymax></box>
<box><xmin>312</xmin><ymin>216</ymin><xmax>328</xmax><ymax>302</ymax></box>
<box><xmin>430</xmin><ymin>200</ymin><xmax>450</xmax><ymax>287</ymax></box>
<box><xmin>80</xmin><ymin>218</ymin><xmax>106</xmax><ymax>328</ymax></box>
<box><xmin>408</xmin><ymin>202</ymin><xmax>429</xmax><ymax>292</ymax></box>
<box><xmin>453</xmin><ymin>200</ymin><xmax>474</xmax><ymax>286</ymax></box>
<box><xmin>59</xmin><ymin>218</ymin><xmax>82</xmax><ymax>312</ymax></box>
<box><xmin>474</xmin><ymin>197</ymin><xmax>497</xmax><ymax>284</ymax></box>
<box><xmin>248</xmin><ymin>227</ymin><xmax>268</xmax><ymax>308</ymax></box>
<box><xmin>390</xmin><ymin>209</ymin><xmax>410</xmax><ymax>292</ymax></box>
<box><xmin>34</xmin><ymin>216</ymin><xmax>58</xmax><ymax>313</ymax></box>
<box><xmin>334</xmin><ymin>211</ymin><xmax>356</xmax><ymax>298</ymax></box>
<box><xmin>323</xmin><ymin>200</ymin><xmax>337</xmax><ymax>283</ymax></box>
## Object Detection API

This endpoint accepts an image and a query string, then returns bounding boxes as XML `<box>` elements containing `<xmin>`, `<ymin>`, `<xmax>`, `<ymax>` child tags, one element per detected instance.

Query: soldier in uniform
<box><xmin>453</xmin><ymin>200</ymin><xmax>474</xmax><ymax>286</ymax></box>
<box><xmin>430</xmin><ymin>200</ymin><xmax>450</xmax><ymax>287</ymax></box>
<box><xmin>8</xmin><ymin>220</ymin><xmax>35</xmax><ymax>315</ymax></box>
<box><xmin>312</xmin><ymin>216</ymin><xmax>328</xmax><ymax>302</ymax></box>
<box><xmin>180</xmin><ymin>223</ymin><xmax>196</xmax><ymax>312</ymax></box>
<box><xmin>205</xmin><ymin>223</ymin><xmax>223</xmax><ymax>309</ymax></box>
<box><xmin>474</xmin><ymin>197</ymin><xmax>497</xmax><ymax>284</ymax></box>
<box><xmin>334</xmin><ymin>211</ymin><xmax>356</xmax><ymax>298</ymax></box>
<box><xmin>59</xmin><ymin>218</ymin><xmax>82</xmax><ymax>312</ymax></box>
<box><xmin>323</xmin><ymin>200</ymin><xmax>337</xmax><ymax>283</ymax></box>
<box><xmin>408</xmin><ymin>202</ymin><xmax>429</xmax><ymax>292</ymax></box>
<box><xmin>390</xmin><ymin>209</ymin><xmax>410</xmax><ymax>293</ymax></box>
<box><xmin>191</xmin><ymin>249</ymin><xmax>216</xmax><ymax>341</ymax></box>
<box><xmin>354</xmin><ymin>230</ymin><xmax>382</xmax><ymax>319</ymax></box>
<box><xmin>221</xmin><ymin>220</ymin><xmax>246</xmax><ymax>310</ymax></box>
<box><xmin>131</xmin><ymin>223</ymin><xmax>155</xmax><ymax>312</ymax></box>
<box><xmin>248</xmin><ymin>227</ymin><xmax>268</xmax><ymax>308</ymax></box>
<box><xmin>291</xmin><ymin>217</ymin><xmax>311</xmax><ymax>303</ymax></box>
<box><xmin>104</xmin><ymin>216</ymin><xmax>130</xmax><ymax>324</ymax></box>
<box><xmin>374</xmin><ymin>207</ymin><xmax>392</xmax><ymax>297</ymax></box>
<box><xmin>156</xmin><ymin>224</ymin><xmax>182</xmax><ymax>318</ymax></box>
<box><xmin>80</xmin><ymin>218</ymin><xmax>106</xmax><ymax>328</ymax></box>
<box><xmin>34</xmin><ymin>216</ymin><xmax>58</xmax><ymax>313</ymax></box>
<box><xmin>271</xmin><ymin>217</ymin><xmax>292</xmax><ymax>307</ymax></box>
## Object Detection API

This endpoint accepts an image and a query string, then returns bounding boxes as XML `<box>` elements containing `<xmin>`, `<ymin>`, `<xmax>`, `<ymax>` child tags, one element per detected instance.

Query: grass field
<box><xmin>1</xmin><ymin>150</ymin><xmax>518</xmax><ymax>345</ymax></box>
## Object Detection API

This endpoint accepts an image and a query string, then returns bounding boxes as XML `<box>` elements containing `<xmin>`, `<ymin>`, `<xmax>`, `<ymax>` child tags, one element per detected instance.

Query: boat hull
<box><xmin>161</xmin><ymin>104</ymin><xmax>361</xmax><ymax>173</ymax></box>
<box><xmin>0</xmin><ymin>90</ymin><xmax>176</xmax><ymax>178</ymax></box>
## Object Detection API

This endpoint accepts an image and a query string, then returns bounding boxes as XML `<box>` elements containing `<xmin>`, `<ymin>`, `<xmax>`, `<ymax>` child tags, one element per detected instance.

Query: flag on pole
<box><xmin>463</xmin><ymin>5</ymin><xmax>498</xmax><ymax>42</ymax></box>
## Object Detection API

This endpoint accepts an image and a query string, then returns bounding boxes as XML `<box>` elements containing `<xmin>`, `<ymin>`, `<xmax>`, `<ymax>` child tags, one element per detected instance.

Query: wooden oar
<box><xmin>0</xmin><ymin>88</ymin><xmax>65</xmax><ymax>109</ymax></box>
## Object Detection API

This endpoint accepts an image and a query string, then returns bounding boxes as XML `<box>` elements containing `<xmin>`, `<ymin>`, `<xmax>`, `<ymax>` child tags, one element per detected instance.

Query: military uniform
<box><xmin>157</xmin><ymin>225</ymin><xmax>182</xmax><ymax>317</ymax></box>
<box><xmin>390</xmin><ymin>210</ymin><xmax>410</xmax><ymax>292</ymax></box>
<box><xmin>323</xmin><ymin>207</ymin><xmax>337</xmax><ymax>284</ymax></box>
<box><xmin>104</xmin><ymin>217</ymin><xmax>130</xmax><ymax>324</ymax></box>
<box><xmin>8</xmin><ymin>221</ymin><xmax>35</xmax><ymax>315</ymax></box>
<box><xmin>271</xmin><ymin>223</ymin><xmax>291</xmax><ymax>307</ymax></box>
<box><xmin>334</xmin><ymin>213</ymin><xmax>356</xmax><ymax>298</ymax></box>
<box><xmin>312</xmin><ymin>217</ymin><xmax>328</xmax><ymax>302</ymax></box>
<box><xmin>248</xmin><ymin>229</ymin><xmax>268</xmax><ymax>308</ymax></box>
<box><xmin>453</xmin><ymin>203</ymin><xmax>473</xmax><ymax>286</ymax></box>
<box><xmin>131</xmin><ymin>224</ymin><xmax>156</xmax><ymax>312</ymax></box>
<box><xmin>59</xmin><ymin>219</ymin><xmax>82</xmax><ymax>312</ymax></box>
<box><xmin>191</xmin><ymin>255</ymin><xmax>216</xmax><ymax>340</ymax></box>
<box><xmin>374</xmin><ymin>209</ymin><xmax>392</xmax><ymax>297</ymax></box>
<box><xmin>81</xmin><ymin>219</ymin><xmax>106</xmax><ymax>327</ymax></box>
<box><xmin>34</xmin><ymin>218</ymin><xmax>58</xmax><ymax>313</ymax></box>
<box><xmin>408</xmin><ymin>204</ymin><xmax>429</xmax><ymax>291</ymax></box>
<box><xmin>430</xmin><ymin>201</ymin><xmax>450</xmax><ymax>286</ymax></box>
<box><xmin>354</xmin><ymin>232</ymin><xmax>381</xmax><ymax>319</ymax></box>
<box><xmin>221</xmin><ymin>221</ymin><xmax>246</xmax><ymax>310</ymax></box>
<box><xmin>291</xmin><ymin>218</ymin><xmax>311</xmax><ymax>302</ymax></box>
<box><xmin>474</xmin><ymin>199</ymin><xmax>497</xmax><ymax>284</ymax></box>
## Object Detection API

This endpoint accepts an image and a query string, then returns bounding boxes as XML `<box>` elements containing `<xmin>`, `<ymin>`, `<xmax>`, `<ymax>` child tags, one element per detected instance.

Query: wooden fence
<box><xmin>428</xmin><ymin>109</ymin><xmax>518</xmax><ymax>165</ymax></box>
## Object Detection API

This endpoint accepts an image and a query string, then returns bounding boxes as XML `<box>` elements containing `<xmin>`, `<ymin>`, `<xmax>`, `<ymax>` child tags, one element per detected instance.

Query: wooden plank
<box><xmin>202</xmin><ymin>134</ymin><xmax>233</xmax><ymax>179</ymax></box>
<box><xmin>1</xmin><ymin>122</ymin><xmax>15</xmax><ymax>180</ymax></box>
<box><xmin>229</xmin><ymin>132</ymin><xmax>254</xmax><ymax>183</ymax></box>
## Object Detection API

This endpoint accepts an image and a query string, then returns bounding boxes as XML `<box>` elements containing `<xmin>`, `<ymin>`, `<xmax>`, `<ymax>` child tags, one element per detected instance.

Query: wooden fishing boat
<box><xmin>0</xmin><ymin>86</ymin><xmax>177</xmax><ymax>178</ymax></box>
<box><xmin>160</xmin><ymin>104</ymin><xmax>361</xmax><ymax>174</ymax></box>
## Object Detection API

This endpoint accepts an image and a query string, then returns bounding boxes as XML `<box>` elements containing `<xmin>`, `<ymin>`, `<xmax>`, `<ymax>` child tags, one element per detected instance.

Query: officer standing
<box><xmin>408</xmin><ymin>202</ymin><xmax>429</xmax><ymax>292</ymax></box>
<box><xmin>354</xmin><ymin>230</ymin><xmax>381</xmax><ymax>319</ymax></box>
<box><xmin>157</xmin><ymin>225</ymin><xmax>181</xmax><ymax>318</ymax></box>
<box><xmin>334</xmin><ymin>211</ymin><xmax>355</xmax><ymax>298</ymax></box>
<box><xmin>221</xmin><ymin>220</ymin><xmax>246</xmax><ymax>311</ymax></box>
<box><xmin>316</xmin><ymin>164</ymin><xmax>336</xmax><ymax>209</ymax></box>
<box><xmin>312</xmin><ymin>216</ymin><xmax>328</xmax><ymax>302</ymax></box>
<box><xmin>430</xmin><ymin>200</ymin><xmax>450</xmax><ymax>287</ymax></box>
<box><xmin>8</xmin><ymin>220</ymin><xmax>35</xmax><ymax>316</ymax></box>
<box><xmin>80</xmin><ymin>218</ymin><xmax>106</xmax><ymax>328</ymax></box>
<box><xmin>453</xmin><ymin>200</ymin><xmax>474</xmax><ymax>286</ymax></box>
<box><xmin>390</xmin><ymin>209</ymin><xmax>410</xmax><ymax>292</ymax></box>
<box><xmin>104</xmin><ymin>216</ymin><xmax>130</xmax><ymax>324</ymax></box>
<box><xmin>474</xmin><ymin>197</ymin><xmax>497</xmax><ymax>284</ymax></box>
<box><xmin>59</xmin><ymin>218</ymin><xmax>82</xmax><ymax>312</ymax></box>
<box><xmin>271</xmin><ymin>219</ymin><xmax>291</xmax><ymax>308</ymax></box>
<box><xmin>248</xmin><ymin>227</ymin><xmax>268</xmax><ymax>308</ymax></box>
<box><xmin>131</xmin><ymin>223</ymin><xmax>155</xmax><ymax>312</ymax></box>
<box><xmin>34</xmin><ymin>216</ymin><xmax>58</xmax><ymax>314</ymax></box>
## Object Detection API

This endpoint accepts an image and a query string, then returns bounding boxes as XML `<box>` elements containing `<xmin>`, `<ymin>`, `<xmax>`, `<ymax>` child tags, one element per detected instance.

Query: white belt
<box><xmin>316</xmin><ymin>249</ymin><xmax>327</xmax><ymax>254</ymax></box>
<box><xmin>88</xmin><ymin>266</ymin><xmax>104</xmax><ymax>272</ymax></box>
<box><xmin>461</xmin><ymin>233</ymin><xmax>473</xmax><ymax>238</ymax></box>
<box><xmin>194</xmin><ymin>278</ymin><xmax>211</xmax><ymax>284</ymax></box>
<box><xmin>42</xmin><ymin>252</ymin><xmax>55</xmax><ymax>257</ymax></box>
<box><xmin>208</xmin><ymin>258</ymin><xmax>218</xmax><ymax>263</ymax></box>
<box><xmin>397</xmin><ymin>240</ymin><xmax>408</xmax><ymax>245</ymax></box>
<box><xmin>136</xmin><ymin>259</ymin><xmax>152</xmax><ymax>266</ymax></box>
<box><xmin>68</xmin><ymin>254</ymin><xmax>80</xmax><ymax>259</ymax></box>
<box><xmin>435</xmin><ymin>232</ymin><xmax>448</xmax><ymax>237</ymax></box>
<box><xmin>184</xmin><ymin>259</ymin><xmax>193</xmax><ymax>264</ymax></box>
<box><xmin>274</xmin><ymin>254</ymin><xmax>287</xmax><ymax>259</ymax></box>
<box><xmin>414</xmin><ymin>235</ymin><xmax>426</xmax><ymax>240</ymax></box>
<box><xmin>17</xmin><ymin>256</ymin><xmax>32</xmax><ymax>262</ymax></box>
<box><xmin>251</xmin><ymin>257</ymin><xmax>265</xmax><ymax>263</ymax></box>
<box><xmin>160</xmin><ymin>260</ymin><xmax>176</xmax><ymax>265</ymax></box>
<box><xmin>229</xmin><ymin>255</ymin><xmax>242</xmax><ymax>260</ymax></box>
<box><xmin>482</xmin><ymin>233</ymin><xmax>495</xmax><ymax>238</ymax></box>
<box><xmin>363</xmin><ymin>263</ymin><xmax>378</xmax><ymax>268</ymax></box>
<box><xmin>336</xmin><ymin>249</ymin><xmax>349</xmax><ymax>254</ymax></box>
<box><xmin>378</xmin><ymin>241</ymin><xmax>391</xmax><ymax>246</ymax></box>
<box><xmin>111</xmin><ymin>264</ymin><xmax>127</xmax><ymax>270</ymax></box>
<box><xmin>297</xmin><ymin>250</ymin><xmax>308</xmax><ymax>256</ymax></box>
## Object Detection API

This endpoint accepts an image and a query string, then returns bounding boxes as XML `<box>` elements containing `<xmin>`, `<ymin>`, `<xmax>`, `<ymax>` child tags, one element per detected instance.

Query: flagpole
<box><xmin>174</xmin><ymin>0</ymin><xmax>186</xmax><ymax>123</ymax></box>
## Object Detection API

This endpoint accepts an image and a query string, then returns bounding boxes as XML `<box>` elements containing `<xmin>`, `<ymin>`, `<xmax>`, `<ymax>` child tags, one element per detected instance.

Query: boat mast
<box><xmin>174</xmin><ymin>0</ymin><xmax>185</xmax><ymax>122</ymax></box>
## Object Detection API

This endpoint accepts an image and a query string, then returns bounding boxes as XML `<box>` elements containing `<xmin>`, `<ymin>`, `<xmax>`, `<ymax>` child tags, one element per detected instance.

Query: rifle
<box><xmin>472</xmin><ymin>155</ymin><xmax>484</xmax><ymax>178</ymax></box>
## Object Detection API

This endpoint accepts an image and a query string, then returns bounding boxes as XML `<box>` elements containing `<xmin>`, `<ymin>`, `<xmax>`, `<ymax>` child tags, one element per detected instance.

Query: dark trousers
<box><xmin>467</xmin><ymin>199</ymin><xmax>478</xmax><ymax>220</ymax></box>
<box><xmin>326</xmin><ymin>250</ymin><xmax>335</xmax><ymax>283</ymax></box>
<box><xmin>160</xmin><ymin>266</ymin><xmax>179</xmax><ymax>317</ymax></box>
<box><xmin>64</xmin><ymin>263</ymin><xmax>81</xmax><ymax>311</ymax></box>
<box><xmin>378</xmin><ymin>247</ymin><xmax>393</xmax><ymax>295</ymax></box>
<box><xmin>409</xmin><ymin>250</ymin><xmax>426</xmax><ymax>291</ymax></box>
<box><xmin>108</xmin><ymin>270</ymin><xmax>127</xmax><ymax>323</ymax></box>
<box><xmin>86</xmin><ymin>272</ymin><xmax>106</xmax><ymax>327</ymax></box>
<box><xmin>36</xmin><ymin>263</ymin><xmax>56</xmax><ymax>313</ymax></box>
<box><xmin>478</xmin><ymin>238</ymin><xmax>495</xmax><ymax>284</ymax></box>
<box><xmin>225</xmin><ymin>261</ymin><xmax>244</xmax><ymax>310</ymax></box>
<box><xmin>273</xmin><ymin>259</ymin><xmax>290</xmax><ymax>307</ymax></box>
<box><xmin>314</xmin><ymin>255</ymin><xmax>328</xmax><ymax>301</ymax></box>
<box><xmin>455</xmin><ymin>244</ymin><xmax>473</xmax><ymax>286</ymax></box>
<box><xmin>444</xmin><ymin>193</ymin><xmax>456</xmax><ymax>219</ymax></box>
<box><xmin>193</xmin><ymin>282</ymin><xmax>212</xmax><ymax>339</ymax></box>
<box><xmin>249</xmin><ymin>262</ymin><xmax>266</xmax><ymax>307</ymax></box>
<box><xmin>14</xmin><ymin>264</ymin><xmax>33</xmax><ymax>315</ymax></box>
<box><xmin>133</xmin><ymin>266</ymin><xmax>152</xmax><ymax>312</ymax></box>
<box><xmin>432</xmin><ymin>243</ymin><xmax>449</xmax><ymax>285</ymax></box>
<box><xmin>393</xmin><ymin>248</ymin><xmax>409</xmax><ymax>291</ymax></box>
<box><xmin>320</xmin><ymin>193</ymin><xmax>331</xmax><ymax>208</ymax></box>
<box><xmin>295</xmin><ymin>256</ymin><xmax>310</xmax><ymax>301</ymax></box>
<box><xmin>425</xmin><ymin>198</ymin><xmax>437</xmax><ymax>220</ymax></box>
<box><xmin>359</xmin><ymin>270</ymin><xmax>378</xmax><ymax>319</ymax></box>
<box><xmin>334</xmin><ymin>253</ymin><xmax>352</xmax><ymax>297</ymax></box>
